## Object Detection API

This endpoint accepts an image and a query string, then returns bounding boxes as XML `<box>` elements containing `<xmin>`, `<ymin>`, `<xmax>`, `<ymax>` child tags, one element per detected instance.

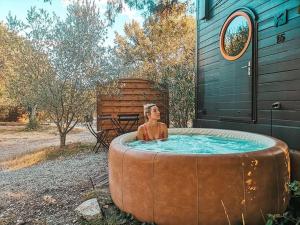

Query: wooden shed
<box><xmin>194</xmin><ymin>0</ymin><xmax>300</xmax><ymax>150</ymax></box>
<box><xmin>97</xmin><ymin>78</ymin><xmax>169</xmax><ymax>133</ymax></box>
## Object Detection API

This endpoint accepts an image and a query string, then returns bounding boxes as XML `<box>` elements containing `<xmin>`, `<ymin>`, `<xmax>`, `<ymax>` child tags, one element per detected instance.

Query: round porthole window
<box><xmin>220</xmin><ymin>11</ymin><xmax>252</xmax><ymax>61</ymax></box>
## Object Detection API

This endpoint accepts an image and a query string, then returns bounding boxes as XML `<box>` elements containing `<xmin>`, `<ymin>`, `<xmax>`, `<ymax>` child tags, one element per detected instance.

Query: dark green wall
<box><xmin>195</xmin><ymin>0</ymin><xmax>300</xmax><ymax>150</ymax></box>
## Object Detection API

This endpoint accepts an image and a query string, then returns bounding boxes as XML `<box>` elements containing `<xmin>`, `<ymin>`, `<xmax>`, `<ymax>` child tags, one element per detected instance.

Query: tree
<box><xmin>6</xmin><ymin>0</ymin><xmax>116</xmax><ymax>147</ymax></box>
<box><xmin>41</xmin><ymin>0</ymin><xmax>110</xmax><ymax>147</ymax></box>
<box><xmin>0</xmin><ymin>23</ymin><xmax>17</xmax><ymax>108</ymax></box>
<box><xmin>0</xmin><ymin>24</ymin><xmax>17</xmax><ymax>120</ymax></box>
<box><xmin>115</xmin><ymin>4</ymin><xmax>195</xmax><ymax>127</ymax></box>
<box><xmin>224</xmin><ymin>24</ymin><xmax>249</xmax><ymax>57</ymax></box>
<box><xmin>0</xmin><ymin>23</ymin><xmax>48</xmax><ymax>125</ymax></box>
<box><xmin>106</xmin><ymin>0</ymin><xmax>195</xmax><ymax>23</ymax></box>
<box><xmin>5</xmin><ymin>7</ymin><xmax>58</xmax><ymax>129</ymax></box>
<box><xmin>162</xmin><ymin>64</ymin><xmax>195</xmax><ymax>127</ymax></box>
<box><xmin>7</xmin><ymin>43</ymin><xmax>52</xmax><ymax>129</ymax></box>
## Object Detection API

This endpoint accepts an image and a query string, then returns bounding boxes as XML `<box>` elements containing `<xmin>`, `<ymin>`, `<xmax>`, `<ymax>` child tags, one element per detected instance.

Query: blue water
<box><xmin>126</xmin><ymin>134</ymin><xmax>270</xmax><ymax>154</ymax></box>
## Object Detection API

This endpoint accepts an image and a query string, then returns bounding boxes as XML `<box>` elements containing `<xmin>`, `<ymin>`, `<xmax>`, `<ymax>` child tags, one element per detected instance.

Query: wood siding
<box><xmin>195</xmin><ymin>0</ymin><xmax>300</xmax><ymax>149</ymax></box>
<box><xmin>97</xmin><ymin>78</ymin><xmax>169</xmax><ymax>132</ymax></box>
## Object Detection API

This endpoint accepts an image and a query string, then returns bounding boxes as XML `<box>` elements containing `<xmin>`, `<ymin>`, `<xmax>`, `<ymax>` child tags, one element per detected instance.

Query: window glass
<box><xmin>223</xmin><ymin>16</ymin><xmax>249</xmax><ymax>57</ymax></box>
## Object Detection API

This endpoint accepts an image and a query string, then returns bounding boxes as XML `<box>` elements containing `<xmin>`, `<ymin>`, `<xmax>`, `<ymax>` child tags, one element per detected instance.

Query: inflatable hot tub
<box><xmin>109</xmin><ymin>128</ymin><xmax>290</xmax><ymax>225</ymax></box>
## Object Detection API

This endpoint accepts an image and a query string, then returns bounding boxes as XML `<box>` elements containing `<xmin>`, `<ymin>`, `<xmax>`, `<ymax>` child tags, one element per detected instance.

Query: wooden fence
<box><xmin>97</xmin><ymin>78</ymin><xmax>169</xmax><ymax>135</ymax></box>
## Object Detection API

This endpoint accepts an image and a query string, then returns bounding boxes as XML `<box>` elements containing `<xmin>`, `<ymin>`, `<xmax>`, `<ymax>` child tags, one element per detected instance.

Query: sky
<box><xmin>0</xmin><ymin>0</ymin><xmax>144</xmax><ymax>46</ymax></box>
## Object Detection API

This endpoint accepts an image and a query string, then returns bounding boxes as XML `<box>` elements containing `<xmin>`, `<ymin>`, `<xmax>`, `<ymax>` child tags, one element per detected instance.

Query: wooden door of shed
<box><xmin>97</xmin><ymin>78</ymin><xmax>169</xmax><ymax>133</ymax></box>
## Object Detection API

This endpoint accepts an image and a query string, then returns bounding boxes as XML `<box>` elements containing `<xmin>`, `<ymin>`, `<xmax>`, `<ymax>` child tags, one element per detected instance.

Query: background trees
<box><xmin>106</xmin><ymin>0</ymin><xmax>195</xmax><ymax>22</ymax></box>
<box><xmin>4</xmin><ymin>0</ymin><xmax>116</xmax><ymax>146</ymax></box>
<box><xmin>41</xmin><ymin>1</ymin><xmax>110</xmax><ymax>146</ymax></box>
<box><xmin>0</xmin><ymin>23</ymin><xmax>18</xmax><ymax>110</ymax></box>
<box><xmin>0</xmin><ymin>23</ymin><xmax>44</xmax><ymax>123</ymax></box>
<box><xmin>1</xmin><ymin>0</ymin><xmax>197</xmax><ymax>146</ymax></box>
<box><xmin>115</xmin><ymin>3</ymin><xmax>195</xmax><ymax>127</ymax></box>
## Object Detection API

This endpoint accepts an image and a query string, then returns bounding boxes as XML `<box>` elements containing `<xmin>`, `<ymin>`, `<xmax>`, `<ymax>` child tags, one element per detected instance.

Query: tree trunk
<box><xmin>27</xmin><ymin>104</ymin><xmax>38</xmax><ymax>130</ymax></box>
<box><xmin>60</xmin><ymin>132</ymin><xmax>67</xmax><ymax>148</ymax></box>
<box><xmin>29</xmin><ymin>105</ymin><xmax>37</xmax><ymax>121</ymax></box>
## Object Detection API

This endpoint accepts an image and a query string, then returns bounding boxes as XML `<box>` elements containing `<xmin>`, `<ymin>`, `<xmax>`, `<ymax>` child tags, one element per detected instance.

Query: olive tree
<box><xmin>4</xmin><ymin>10</ymin><xmax>55</xmax><ymax>129</ymax></box>
<box><xmin>6</xmin><ymin>0</ymin><xmax>116</xmax><ymax>147</ymax></box>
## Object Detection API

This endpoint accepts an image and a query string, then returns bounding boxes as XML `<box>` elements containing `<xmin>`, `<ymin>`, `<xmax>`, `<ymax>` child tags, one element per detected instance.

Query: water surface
<box><xmin>126</xmin><ymin>134</ymin><xmax>270</xmax><ymax>154</ymax></box>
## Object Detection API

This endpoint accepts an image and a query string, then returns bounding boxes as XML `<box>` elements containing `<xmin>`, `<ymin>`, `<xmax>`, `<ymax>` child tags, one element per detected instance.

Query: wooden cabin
<box><xmin>194</xmin><ymin>0</ymin><xmax>300</xmax><ymax>152</ymax></box>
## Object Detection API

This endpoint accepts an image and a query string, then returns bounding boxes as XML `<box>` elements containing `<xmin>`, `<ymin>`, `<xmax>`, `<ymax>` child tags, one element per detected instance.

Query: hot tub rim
<box><xmin>110</xmin><ymin>128</ymin><xmax>288</xmax><ymax>157</ymax></box>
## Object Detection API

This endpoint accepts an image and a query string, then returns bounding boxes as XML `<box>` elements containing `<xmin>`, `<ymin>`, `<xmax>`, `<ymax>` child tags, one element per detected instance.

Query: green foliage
<box><xmin>224</xmin><ymin>23</ymin><xmax>249</xmax><ymax>57</ymax></box>
<box><xmin>79</xmin><ymin>209</ymin><xmax>156</xmax><ymax>225</ymax></box>
<box><xmin>5</xmin><ymin>0</ymin><xmax>117</xmax><ymax>145</ymax></box>
<box><xmin>3</xmin><ymin>8</ymin><xmax>56</xmax><ymax>128</ymax></box>
<box><xmin>265</xmin><ymin>180</ymin><xmax>300</xmax><ymax>225</ymax></box>
<box><xmin>161</xmin><ymin>64</ymin><xmax>195</xmax><ymax>127</ymax></box>
<box><xmin>25</xmin><ymin>117</ymin><xmax>39</xmax><ymax>130</ymax></box>
<box><xmin>106</xmin><ymin>0</ymin><xmax>195</xmax><ymax>22</ymax></box>
<box><xmin>115</xmin><ymin>4</ymin><xmax>195</xmax><ymax>127</ymax></box>
<box><xmin>290</xmin><ymin>180</ymin><xmax>300</xmax><ymax>198</ymax></box>
<box><xmin>0</xmin><ymin>23</ymin><xmax>25</xmax><ymax>108</ymax></box>
<box><xmin>266</xmin><ymin>212</ymin><xmax>300</xmax><ymax>225</ymax></box>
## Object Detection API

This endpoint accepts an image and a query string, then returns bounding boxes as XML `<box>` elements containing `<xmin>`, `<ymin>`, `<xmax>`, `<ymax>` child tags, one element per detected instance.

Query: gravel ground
<box><xmin>0</xmin><ymin>151</ymin><xmax>108</xmax><ymax>225</ymax></box>
<box><xmin>0</xmin><ymin>125</ymin><xmax>94</xmax><ymax>162</ymax></box>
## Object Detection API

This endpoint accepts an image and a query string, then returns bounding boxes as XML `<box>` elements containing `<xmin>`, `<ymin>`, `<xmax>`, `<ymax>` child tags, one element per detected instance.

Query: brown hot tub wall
<box><xmin>109</xmin><ymin>128</ymin><xmax>290</xmax><ymax>225</ymax></box>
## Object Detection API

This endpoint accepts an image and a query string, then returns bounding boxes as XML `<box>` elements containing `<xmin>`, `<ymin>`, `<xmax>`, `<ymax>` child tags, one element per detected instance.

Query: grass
<box><xmin>78</xmin><ymin>203</ymin><xmax>144</xmax><ymax>225</ymax></box>
<box><xmin>78</xmin><ymin>211</ymin><xmax>127</xmax><ymax>225</ymax></box>
<box><xmin>27</xmin><ymin>124</ymin><xmax>85</xmax><ymax>134</ymax></box>
<box><xmin>79</xmin><ymin>187</ymin><xmax>147</xmax><ymax>225</ymax></box>
<box><xmin>0</xmin><ymin>121</ymin><xmax>26</xmax><ymax>126</ymax></box>
<box><xmin>0</xmin><ymin>142</ymin><xmax>94</xmax><ymax>171</ymax></box>
<box><xmin>0</xmin><ymin>121</ymin><xmax>85</xmax><ymax>134</ymax></box>
<box><xmin>78</xmin><ymin>216</ymin><xmax>124</xmax><ymax>225</ymax></box>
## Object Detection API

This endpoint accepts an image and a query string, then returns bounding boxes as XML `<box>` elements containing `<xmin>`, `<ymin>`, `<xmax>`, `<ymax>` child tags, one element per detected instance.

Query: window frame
<box><xmin>219</xmin><ymin>11</ymin><xmax>252</xmax><ymax>61</ymax></box>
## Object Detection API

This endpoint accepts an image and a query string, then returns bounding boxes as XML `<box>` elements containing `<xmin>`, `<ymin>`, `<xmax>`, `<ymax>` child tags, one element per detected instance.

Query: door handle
<box><xmin>241</xmin><ymin>61</ymin><xmax>251</xmax><ymax>76</ymax></box>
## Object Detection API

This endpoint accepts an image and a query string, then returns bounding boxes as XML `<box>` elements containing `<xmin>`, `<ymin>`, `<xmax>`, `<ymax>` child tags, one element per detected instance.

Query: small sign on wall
<box><xmin>277</xmin><ymin>33</ymin><xmax>286</xmax><ymax>44</ymax></box>
<box><xmin>274</xmin><ymin>10</ymin><xmax>288</xmax><ymax>27</ymax></box>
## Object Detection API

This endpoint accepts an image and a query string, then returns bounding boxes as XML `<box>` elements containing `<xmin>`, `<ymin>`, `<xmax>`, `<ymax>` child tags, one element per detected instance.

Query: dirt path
<box><xmin>0</xmin><ymin>125</ymin><xmax>94</xmax><ymax>162</ymax></box>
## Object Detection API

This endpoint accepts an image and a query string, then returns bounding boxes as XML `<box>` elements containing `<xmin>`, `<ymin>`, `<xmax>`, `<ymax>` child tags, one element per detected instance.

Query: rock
<box><xmin>75</xmin><ymin>198</ymin><xmax>102</xmax><ymax>221</ymax></box>
<box><xmin>16</xmin><ymin>219</ymin><xmax>26</xmax><ymax>225</ymax></box>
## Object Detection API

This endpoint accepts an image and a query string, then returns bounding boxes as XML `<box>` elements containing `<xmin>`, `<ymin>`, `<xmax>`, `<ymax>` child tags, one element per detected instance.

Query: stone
<box><xmin>16</xmin><ymin>219</ymin><xmax>26</xmax><ymax>225</ymax></box>
<box><xmin>75</xmin><ymin>198</ymin><xmax>102</xmax><ymax>221</ymax></box>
